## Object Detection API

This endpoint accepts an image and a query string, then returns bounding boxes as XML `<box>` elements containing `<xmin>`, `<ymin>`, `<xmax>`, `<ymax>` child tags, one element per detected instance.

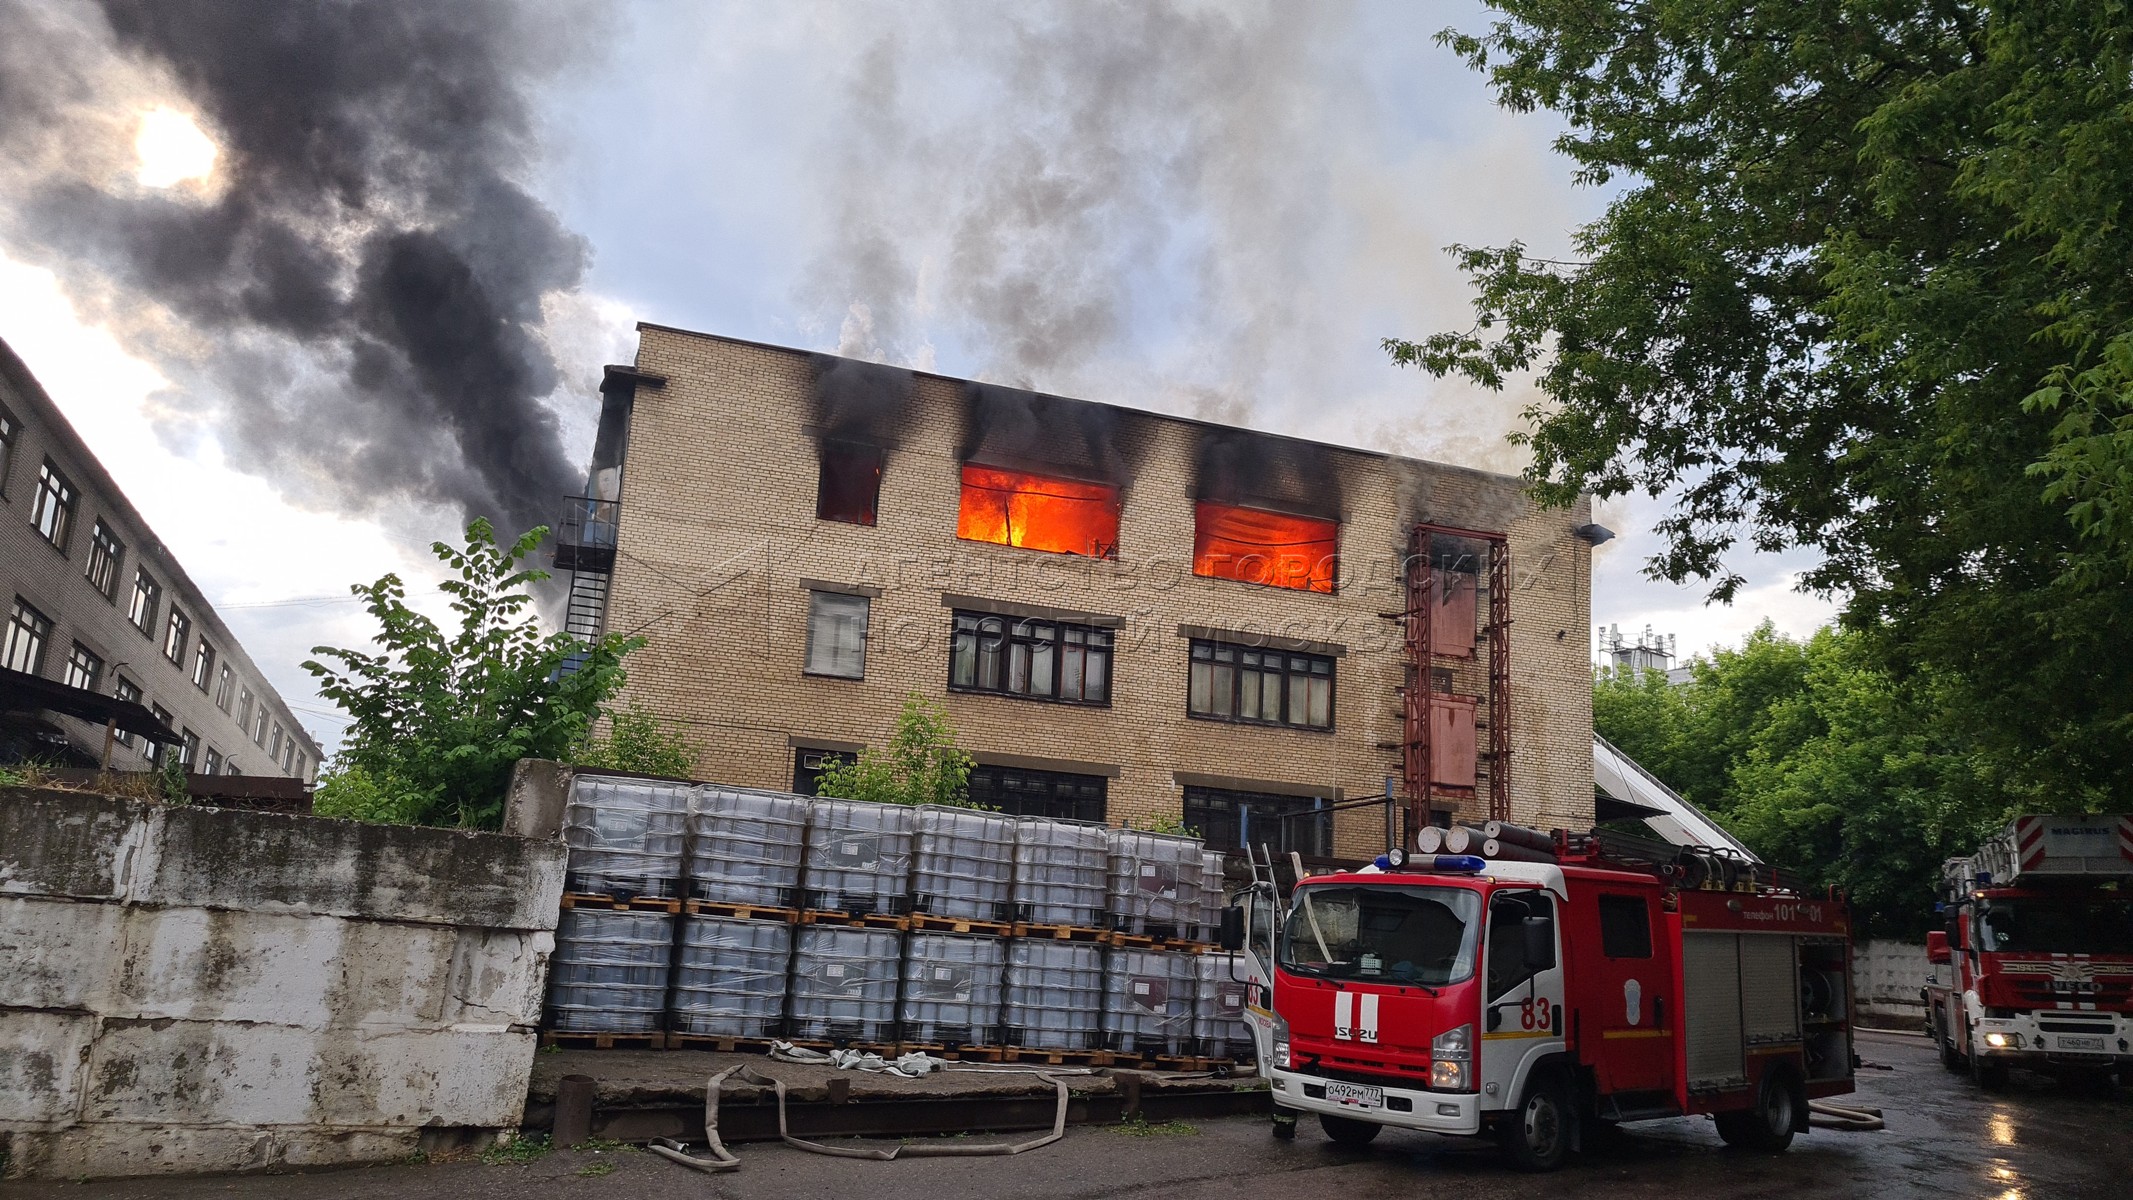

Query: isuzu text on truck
<box><xmin>1218</xmin><ymin>824</ymin><xmax>1860</xmax><ymax>1171</ymax></box>
<box><xmin>1925</xmin><ymin>815</ymin><xmax>2133</xmax><ymax>1089</ymax></box>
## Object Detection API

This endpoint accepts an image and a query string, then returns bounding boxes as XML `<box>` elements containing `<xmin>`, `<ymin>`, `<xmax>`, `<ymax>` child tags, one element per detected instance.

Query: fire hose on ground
<box><xmin>648</xmin><ymin>1058</ymin><xmax>1080</xmax><ymax>1173</ymax></box>
<box><xmin>1806</xmin><ymin>1099</ymin><xmax>1885</xmax><ymax>1131</ymax></box>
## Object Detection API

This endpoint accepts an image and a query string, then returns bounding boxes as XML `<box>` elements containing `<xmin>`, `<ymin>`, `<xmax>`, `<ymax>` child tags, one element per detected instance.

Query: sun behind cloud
<box><xmin>134</xmin><ymin>105</ymin><xmax>218</xmax><ymax>189</ymax></box>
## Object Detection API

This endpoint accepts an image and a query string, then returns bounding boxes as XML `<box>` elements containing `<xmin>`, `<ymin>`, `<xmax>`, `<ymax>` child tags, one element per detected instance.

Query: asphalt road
<box><xmin>10</xmin><ymin>1031</ymin><xmax>2129</xmax><ymax>1199</ymax></box>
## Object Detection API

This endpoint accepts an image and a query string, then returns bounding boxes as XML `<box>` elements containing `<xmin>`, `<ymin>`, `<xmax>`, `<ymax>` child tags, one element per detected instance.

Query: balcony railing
<box><xmin>553</xmin><ymin>496</ymin><xmax>618</xmax><ymax>574</ymax></box>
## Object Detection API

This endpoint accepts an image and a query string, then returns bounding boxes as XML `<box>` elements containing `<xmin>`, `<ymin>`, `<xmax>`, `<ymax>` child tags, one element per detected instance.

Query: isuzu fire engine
<box><xmin>1218</xmin><ymin>825</ymin><xmax>1860</xmax><ymax>1171</ymax></box>
<box><xmin>1924</xmin><ymin>815</ymin><xmax>2133</xmax><ymax>1089</ymax></box>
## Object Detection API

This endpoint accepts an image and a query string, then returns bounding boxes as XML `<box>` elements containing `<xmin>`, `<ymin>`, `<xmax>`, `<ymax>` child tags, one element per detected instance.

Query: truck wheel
<box><xmin>1937</xmin><ymin>1032</ymin><xmax>1965</xmax><ymax>1073</ymax></box>
<box><xmin>1970</xmin><ymin>1052</ymin><xmax>2010</xmax><ymax>1091</ymax></box>
<box><xmin>1319</xmin><ymin>1113</ymin><xmax>1382</xmax><ymax>1147</ymax></box>
<box><xmin>1500</xmin><ymin>1070</ymin><xmax>1572</xmax><ymax>1172</ymax></box>
<box><xmin>1716</xmin><ymin>1066</ymin><xmax>1802</xmax><ymax>1152</ymax></box>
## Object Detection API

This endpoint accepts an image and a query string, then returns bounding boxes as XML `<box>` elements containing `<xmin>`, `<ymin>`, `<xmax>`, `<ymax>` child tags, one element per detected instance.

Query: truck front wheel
<box><xmin>1499</xmin><ymin>1070</ymin><xmax>1572</xmax><ymax>1172</ymax></box>
<box><xmin>1319</xmin><ymin>1113</ymin><xmax>1382</xmax><ymax>1147</ymax></box>
<box><xmin>1716</xmin><ymin>1066</ymin><xmax>1802</xmax><ymax>1152</ymax></box>
<box><xmin>1970</xmin><ymin>1052</ymin><xmax>2010</xmax><ymax>1091</ymax></box>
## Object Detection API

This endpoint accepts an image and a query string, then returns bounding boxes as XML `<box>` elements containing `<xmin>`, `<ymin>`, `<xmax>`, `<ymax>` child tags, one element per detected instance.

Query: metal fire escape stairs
<box><xmin>553</xmin><ymin>497</ymin><xmax>618</xmax><ymax>640</ymax></box>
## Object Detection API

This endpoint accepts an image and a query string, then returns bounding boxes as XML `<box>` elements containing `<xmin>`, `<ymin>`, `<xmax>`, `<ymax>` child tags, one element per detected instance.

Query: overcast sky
<box><xmin>0</xmin><ymin>1</ymin><xmax>1835</xmax><ymax>757</ymax></box>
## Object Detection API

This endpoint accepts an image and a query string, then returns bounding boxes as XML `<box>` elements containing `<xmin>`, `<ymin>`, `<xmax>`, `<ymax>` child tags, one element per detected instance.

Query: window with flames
<box><xmin>955</xmin><ymin>465</ymin><xmax>1120</xmax><ymax>559</ymax></box>
<box><xmin>1191</xmin><ymin>502</ymin><xmax>1338</xmax><ymax>593</ymax></box>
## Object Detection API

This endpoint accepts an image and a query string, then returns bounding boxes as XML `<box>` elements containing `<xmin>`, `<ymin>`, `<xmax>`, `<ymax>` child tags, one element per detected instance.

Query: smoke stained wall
<box><xmin>0</xmin><ymin>0</ymin><xmax>603</xmax><ymax>539</ymax></box>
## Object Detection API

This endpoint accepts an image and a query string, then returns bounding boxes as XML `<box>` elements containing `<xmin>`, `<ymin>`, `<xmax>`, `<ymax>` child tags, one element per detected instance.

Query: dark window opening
<box><xmin>1187</xmin><ymin>640</ymin><xmax>1334</xmax><ymax>729</ymax></box>
<box><xmin>1183</xmin><ymin>785</ymin><xmax>1332</xmax><ymax>858</ymax></box>
<box><xmin>792</xmin><ymin>747</ymin><xmax>857</xmax><ymax>795</ymax></box>
<box><xmin>967</xmin><ymin>764</ymin><xmax>1106</xmax><ymax>822</ymax></box>
<box><xmin>163</xmin><ymin>609</ymin><xmax>190</xmax><ymax>664</ymax></box>
<box><xmin>63</xmin><ymin>642</ymin><xmax>103</xmax><ymax>692</ymax></box>
<box><xmin>949</xmin><ymin>611</ymin><xmax>1112</xmax><ymax>705</ymax></box>
<box><xmin>817</xmin><ymin>441</ymin><xmax>885</xmax><ymax>526</ymax></box>
<box><xmin>1487</xmin><ymin>891</ymin><xmax>1556</xmax><ymax>1001</ymax></box>
<box><xmin>86</xmin><ymin>521</ymin><xmax>124</xmax><ymax>601</ymax></box>
<box><xmin>1598</xmin><ymin>894</ymin><xmax>1653</xmax><ymax>959</ymax></box>
<box><xmin>113</xmin><ymin>678</ymin><xmax>141</xmax><ymax>748</ymax></box>
<box><xmin>128</xmin><ymin>569</ymin><xmax>161</xmax><ymax>636</ymax></box>
<box><xmin>4</xmin><ymin>597</ymin><xmax>51</xmax><ymax>676</ymax></box>
<box><xmin>32</xmin><ymin>459</ymin><xmax>77</xmax><ymax>552</ymax></box>
<box><xmin>0</xmin><ymin>402</ymin><xmax>16</xmax><ymax>496</ymax></box>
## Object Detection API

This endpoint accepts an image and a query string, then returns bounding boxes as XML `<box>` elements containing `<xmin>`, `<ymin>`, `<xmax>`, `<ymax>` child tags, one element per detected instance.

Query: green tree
<box><xmin>576</xmin><ymin>701</ymin><xmax>700</xmax><ymax>779</ymax></box>
<box><xmin>814</xmin><ymin>692</ymin><xmax>977</xmax><ymax>808</ymax></box>
<box><xmin>306</xmin><ymin>520</ymin><xmax>642</xmax><ymax>828</ymax></box>
<box><xmin>1596</xmin><ymin>626</ymin><xmax>1998</xmax><ymax>937</ymax></box>
<box><xmin>1394</xmin><ymin>1</ymin><xmax>2133</xmax><ymax>807</ymax></box>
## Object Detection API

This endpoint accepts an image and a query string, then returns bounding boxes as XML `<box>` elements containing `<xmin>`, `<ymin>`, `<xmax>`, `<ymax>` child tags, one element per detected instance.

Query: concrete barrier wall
<box><xmin>0</xmin><ymin>787</ymin><xmax>566</xmax><ymax>1180</ymax></box>
<box><xmin>1854</xmin><ymin>938</ymin><xmax>1928</xmax><ymax>1023</ymax></box>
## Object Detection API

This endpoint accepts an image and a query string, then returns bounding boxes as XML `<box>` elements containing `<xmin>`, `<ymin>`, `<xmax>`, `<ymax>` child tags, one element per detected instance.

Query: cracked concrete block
<box><xmin>0</xmin><ymin>896</ymin><xmax>123</xmax><ymax>1011</ymax></box>
<box><xmin>0</xmin><ymin>1123</ymin><xmax>426</xmax><ymax>1180</ymax></box>
<box><xmin>0</xmin><ymin>789</ymin><xmax>142</xmax><ymax>900</ymax></box>
<box><xmin>0</xmin><ymin>1010</ymin><xmax>94</xmax><ymax>1123</ymax></box>
<box><xmin>84</xmin><ymin>1021</ymin><xmax>537</xmax><ymax>1128</ymax></box>
<box><xmin>441</xmin><ymin>927</ymin><xmax>554</xmax><ymax>1027</ymax></box>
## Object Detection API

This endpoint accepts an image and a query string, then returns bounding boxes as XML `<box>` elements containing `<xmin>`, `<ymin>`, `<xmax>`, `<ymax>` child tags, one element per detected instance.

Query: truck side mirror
<box><xmin>1925</xmin><ymin>930</ymin><xmax>1950</xmax><ymax>965</ymax></box>
<box><xmin>1218</xmin><ymin>905</ymin><xmax>1245</xmax><ymax>952</ymax></box>
<box><xmin>1522</xmin><ymin>915</ymin><xmax>1556</xmax><ymax>972</ymax></box>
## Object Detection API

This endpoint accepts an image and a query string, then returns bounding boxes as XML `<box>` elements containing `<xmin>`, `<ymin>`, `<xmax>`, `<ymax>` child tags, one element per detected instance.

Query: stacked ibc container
<box><xmin>546</xmin><ymin>775</ymin><xmax>692</xmax><ymax>1040</ymax></box>
<box><xmin>909</xmin><ymin>806</ymin><xmax>1015</xmax><ymax>926</ymax></box>
<box><xmin>1011</xmin><ymin>817</ymin><xmax>1109</xmax><ymax>929</ymax></box>
<box><xmin>1002</xmin><ymin>940</ymin><xmax>1104</xmax><ymax>1051</ymax></box>
<box><xmin>789</xmin><ymin>924</ymin><xmax>902</xmax><ymax>1044</ymax></box>
<box><xmin>1105</xmin><ymin>828</ymin><xmax>1210</xmax><ymax>941</ymax></box>
<box><xmin>669</xmin><ymin>786</ymin><xmax>811</xmax><ymax>1045</ymax></box>
<box><xmin>1101</xmin><ymin>947</ymin><xmax>1198</xmax><ymax>1058</ymax></box>
<box><xmin>803</xmin><ymin>798</ymin><xmax>914</xmax><ymax>917</ymax></box>
<box><xmin>1192</xmin><ymin>952</ymin><xmax>1255</xmax><ymax>1062</ymax></box>
<box><xmin>898</xmin><ymin>931</ymin><xmax>1006</xmax><ymax>1048</ymax></box>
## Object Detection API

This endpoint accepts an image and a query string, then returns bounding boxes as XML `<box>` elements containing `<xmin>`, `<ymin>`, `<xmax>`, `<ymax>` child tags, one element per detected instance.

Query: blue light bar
<box><xmin>1428</xmin><ymin>855</ymin><xmax>1487</xmax><ymax>873</ymax></box>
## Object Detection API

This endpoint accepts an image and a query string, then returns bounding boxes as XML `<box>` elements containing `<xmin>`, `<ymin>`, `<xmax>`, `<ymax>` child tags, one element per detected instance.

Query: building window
<box><xmin>215</xmin><ymin>663</ymin><xmax>234</xmax><ymax>711</ymax></box>
<box><xmin>1192</xmin><ymin>502</ymin><xmax>1338</xmax><ymax>593</ymax></box>
<box><xmin>269</xmin><ymin>722</ymin><xmax>284</xmax><ymax>760</ymax></box>
<box><xmin>85</xmin><ymin>520</ymin><xmax>124</xmax><ymax>600</ymax></box>
<box><xmin>224</xmin><ymin>758</ymin><xmax>241</xmax><ymax>776</ymax></box>
<box><xmin>237</xmin><ymin>687</ymin><xmax>254</xmax><ymax>731</ymax></box>
<box><xmin>0</xmin><ymin>402</ymin><xmax>16</xmax><ymax>496</ymax></box>
<box><xmin>113</xmin><ymin>677</ymin><xmax>141</xmax><ymax>747</ymax></box>
<box><xmin>179</xmin><ymin>728</ymin><xmax>200</xmax><ymax>770</ymax></box>
<box><xmin>31</xmin><ymin>460</ymin><xmax>77</xmax><ymax>552</ymax></box>
<box><xmin>803</xmin><ymin>591</ymin><xmax>869</xmax><ymax>678</ymax></box>
<box><xmin>1187</xmin><ymin>641</ymin><xmax>1334</xmax><ymax>729</ymax></box>
<box><xmin>128</xmin><ymin>569</ymin><xmax>161</xmax><ymax>635</ymax></box>
<box><xmin>949</xmin><ymin>611</ymin><xmax>1112</xmax><ymax>704</ymax></box>
<box><xmin>4</xmin><ymin>597</ymin><xmax>51</xmax><ymax>675</ymax></box>
<box><xmin>63</xmin><ymin>642</ymin><xmax>103</xmax><ymax>692</ymax></box>
<box><xmin>191</xmin><ymin>639</ymin><xmax>215</xmax><ymax>690</ymax></box>
<box><xmin>163</xmin><ymin>609</ymin><xmax>190</xmax><ymax>664</ymax></box>
<box><xmin>955</xmin><ymin>464</ymin><xmax>1120</xmax><ymax>559</ymax></box>
<box><xmin>293</xmin><ymin>754</ymin><xmax>307</xmax><ymax>782</ymax></box>
<box><xmin>149</xmin><ymin>704</ymin><xmax>173</xmax><ymax>764</ymax></box>
<box><xmin>816</xmin><ymin>440</ymin><xmax>885</xmax><ymax>525</ymax></box>
<box><xmin>1182</xmin><ymin>786</ymin><xmax>1333</xmax><ymax>858</ymax></box>
<box><xmin>281</xmin><ymin>738</ymin><xmax>296</xmax><ymax>773</ymax></box>
<box><xmin>203</xmin><ymin>746</ymin><xmax>224</xmax><ymax>776</ymax></box>
<box><xmin>966</xmin><ymin>764</ymin><xmax>1107</xmax><ymax>822</ymax></box>
<box><xmin>792</xmin><ymin>747</ymin><xmax>857</xmax><ymax>794</ymax></box>
<box><xmin>253</xmin><ymin>706</ymin><xmax>268</xmax><ymax>746</ymax></box>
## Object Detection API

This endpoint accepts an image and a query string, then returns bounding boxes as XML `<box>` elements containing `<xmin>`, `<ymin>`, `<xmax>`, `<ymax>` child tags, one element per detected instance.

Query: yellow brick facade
<box><xmin>599</xmin><ymin>325</ymin><xmax>1595</xmax><ymax>859</ymax></box>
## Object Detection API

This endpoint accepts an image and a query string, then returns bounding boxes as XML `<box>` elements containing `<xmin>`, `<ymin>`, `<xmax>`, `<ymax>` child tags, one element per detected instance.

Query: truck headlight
<box><xmin>1431</xmin><ymin>1024</ymin><xmax>1473</xmax><ymax>1091</ymax></box>
<box><xmin>1272</xmin><ymin>1010</ymin><xmax>1292</xmax><ymax>1070</ymax></box>
<box><xmin>1984</xmin><ymin>1032</ymin><xmax>2022</xmax><ymax>1050</ymax></box>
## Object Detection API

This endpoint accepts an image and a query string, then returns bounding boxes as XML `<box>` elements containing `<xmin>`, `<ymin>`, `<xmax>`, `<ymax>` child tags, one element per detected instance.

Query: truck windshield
<box><xmin>1978</xmin><ymin>900</ymin><xmax>2133</xmax><ymax>955</ymax></box>
<box><xmin>1280</xmin><ymin>884</ymin><xmax>1481</xmax><ymax>986</ymax></box>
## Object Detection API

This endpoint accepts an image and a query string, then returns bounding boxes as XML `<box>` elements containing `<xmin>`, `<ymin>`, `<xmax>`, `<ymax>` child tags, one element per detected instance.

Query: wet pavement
<box><xmin>7</xmin><ymin>1030</ymin><xmax>2127</xmax><ymax>1199</ymax></box>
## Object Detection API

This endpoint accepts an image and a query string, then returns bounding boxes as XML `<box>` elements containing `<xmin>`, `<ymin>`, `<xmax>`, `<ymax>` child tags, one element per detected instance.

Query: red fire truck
<box><xmin>1217</xmin><ymin>827</ymin><xmax>1859</xmax><ymax>1171</ymax></box>
<box><xmin>1924</xmin><ymin>815</ymin><xmax>2133</xmax><ymax>1089</ymax></box>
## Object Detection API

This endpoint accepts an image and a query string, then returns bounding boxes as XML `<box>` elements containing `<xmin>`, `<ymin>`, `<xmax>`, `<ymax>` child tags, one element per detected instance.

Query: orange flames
<box><xmin>1192</xmin><ymin>502</ymin><xmax>1338</xmax><ymax>592</ymax></box>
<box><xmin>956</xmin><ymin>465</ymin><xmax>1120</xmax><ymax>558</ymax></box>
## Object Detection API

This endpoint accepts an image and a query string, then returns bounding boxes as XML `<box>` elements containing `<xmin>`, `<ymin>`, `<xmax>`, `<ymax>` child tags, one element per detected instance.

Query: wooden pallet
<box><xmin>559</xmin><ymin>892</ymin><xmax>683</xmax><ymax>914</ymax></box>
<box><xmin>908</xmin><ymin>913</ymin><xmax>1012</xmax><ymax>936</ymax></box>
<box><xmin>664</xmin><ymin>1033</ymin><xmax>783</xmax><ymax>1054</ymax></box>
<box><xmin>899</xmin><ymin>1042</ymin><xmax>1007</xmax><ymax>1063</ymax></box>
<box><xmin>996</xmin><ymin>1045</ymin><xmax>1107</xmax><ymax>1067</ymax></box>
<box><xmin>1149</xmin><ymin>1055</ymin><xmax>1229</xmax><ymax>1073</ymax></box>
<box><xmin>1099</xmin><ymin>929</ymin><xmax>1210</xmax><ymax>953</ymax></box>
<box><xmin>684</xmin><ymin>899</ymin><xmax>799</xmax><ymax>923</ymax></box>
<box><xmin>1008</xmin><ymin>921</ymin><xmax>1106</xmax><ymax>943</ymax></box>
<box><xmin>540</xmin><ymin>1030</ymin><xmax>667</xmax><ymax>1050</ymax></box>
<box><xmin>797</xmin><ymin>909</ymin><xmax>910</xmax><ymax>931</ymax></box>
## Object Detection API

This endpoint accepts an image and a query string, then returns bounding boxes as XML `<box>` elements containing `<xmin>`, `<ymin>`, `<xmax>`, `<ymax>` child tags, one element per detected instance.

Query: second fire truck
<box><xmin>1218</xmin><ymin>825</ymin><xmax>1859</xmax><ymax>1171</ymax></box>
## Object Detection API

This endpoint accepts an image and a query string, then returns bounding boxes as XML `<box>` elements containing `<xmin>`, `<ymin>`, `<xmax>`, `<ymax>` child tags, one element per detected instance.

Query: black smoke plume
<box><xmin>961</xmin><ymin>382</ymin><xmax>1128</xmax><ymax>485</ymax></box>
<box><xmin>1193</xmin><ymin>428</ymin><xmax>1342</xmax><ymax>521</ymax></box>
<box><xmin>809</xmin><ymin>353</ymin><xmax>914</xmax><ymax>447</ymax></box>
<box><xmin>0</xmin><ymin>0</ymin><xmax>595</xmax><ymax>539</ymax></box>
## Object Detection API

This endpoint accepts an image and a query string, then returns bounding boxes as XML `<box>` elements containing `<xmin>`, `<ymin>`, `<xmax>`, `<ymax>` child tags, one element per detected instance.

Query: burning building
<box><xmin>553</xmin><ymin>326</ymin><xmax>1597</xmax><ymax>862</ymax></box>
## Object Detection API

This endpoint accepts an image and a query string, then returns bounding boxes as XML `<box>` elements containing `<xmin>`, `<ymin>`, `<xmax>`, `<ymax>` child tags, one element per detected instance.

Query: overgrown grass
<box><xmin>575</xmin><ymin>1161</ymin><xmax>616</xmax><ymax>1178</ymax></box>
<box><xmin>480</xmin><ymin>1134</ymin><xmax>553</xmax><ymax>1165</ymax></box>
<box><xmin>1111</xmin><ymin>1115</ymin><xmax>1199</xmax><ymax>1138</ymax></box>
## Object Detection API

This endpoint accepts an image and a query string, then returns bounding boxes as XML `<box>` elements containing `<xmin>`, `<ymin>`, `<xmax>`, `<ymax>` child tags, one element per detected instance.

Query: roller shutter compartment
<box><xmin>1682</xmin><ymin>932</ymin><xmax>1746</xmax><ymax>1089</ymax></box>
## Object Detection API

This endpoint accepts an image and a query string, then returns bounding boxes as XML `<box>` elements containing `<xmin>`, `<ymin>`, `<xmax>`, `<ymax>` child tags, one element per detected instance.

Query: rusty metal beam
<box><xmin>1487</xmin><ymin>537</ymin><xmax>1512</xmax><ymax>823</ymax></box>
